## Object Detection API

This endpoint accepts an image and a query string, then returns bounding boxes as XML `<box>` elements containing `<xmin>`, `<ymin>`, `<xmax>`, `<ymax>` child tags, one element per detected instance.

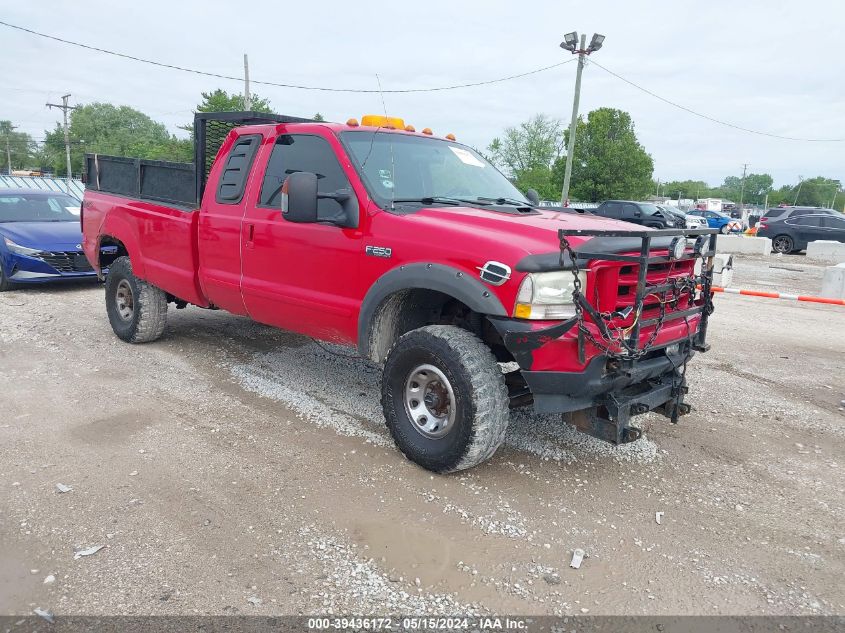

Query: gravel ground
<box><xmin>1</xmin><ymin>265</ymin><xmax>843</xmax><ymax>617</ymax></box>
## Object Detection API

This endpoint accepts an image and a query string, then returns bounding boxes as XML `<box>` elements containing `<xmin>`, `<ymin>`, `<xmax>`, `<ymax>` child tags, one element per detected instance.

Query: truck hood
<box><xmin>0</xmin><ymin>221</ymin><xmax>83</xmax><ymax>250</ymax></box>
<box><xmin>406</xmin><ymin>206</ymin><xmax>643</xmax><ymax>256</ymax></box>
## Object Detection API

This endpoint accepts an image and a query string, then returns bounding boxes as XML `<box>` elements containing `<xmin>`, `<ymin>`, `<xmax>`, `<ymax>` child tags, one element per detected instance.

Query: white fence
<box><xmin>0</xmin><ymin>175</ymin><xmax>85</xmax><ymax>200</ymax></box>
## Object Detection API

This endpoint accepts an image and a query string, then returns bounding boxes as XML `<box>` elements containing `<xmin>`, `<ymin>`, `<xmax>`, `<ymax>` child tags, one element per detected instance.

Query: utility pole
<box><xmin>243</xmin><ymin>54</ymin><xmax>252</xmax><ymax>111</ymax></box>
<box><xmin>46</xmin><ymin>94</ymin><xmax>77</xmax><ymax>193</ymax></box>
<box><xmin>559</xmin><ymin>31</ymin><xmax>604</xmax><ymax>205</ymax></box>
<box><xmin>738</xmin><ymin>163</ymin><xmax>748</xmax><ymax>211</ymax></box>
<box><xmin>3</xmin><ymin>123</ymin><xmax>14</xmax><ymax>175</ymax></box>
<box><xmin>793</xmin><ymin>176</ymin><xmax>804</xmax><ymax>206</ymax></box>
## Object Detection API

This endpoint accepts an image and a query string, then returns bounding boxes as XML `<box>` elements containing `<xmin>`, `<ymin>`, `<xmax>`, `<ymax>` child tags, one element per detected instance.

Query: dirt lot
<box><xmin>1</xmin><ymin>254</ymin><xmax>843</xmax><ymax>617</ymax></box>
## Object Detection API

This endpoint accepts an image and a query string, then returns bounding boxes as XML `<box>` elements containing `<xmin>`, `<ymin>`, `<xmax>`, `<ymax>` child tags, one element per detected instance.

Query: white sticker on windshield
<box><xmin>449</xmin><ymin>146</ymin><xmax>485</xmax><ymax>168</ymax></box>
<box><xmin>66</xmin><ymin>206</ymin><xmax>81</xmax><ymax>216</ymax></box>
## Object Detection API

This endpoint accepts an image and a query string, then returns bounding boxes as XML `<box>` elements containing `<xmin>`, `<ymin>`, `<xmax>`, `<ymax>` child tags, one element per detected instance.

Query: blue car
<box><xmin>687</xmin><ymin>209</ymin><xmax>738</xmax><ymax>234</ymax></box>
<box><xmin>0</xmin><ymin>188</ymin><xmax>101</xmax><ymax>291</ymax></box>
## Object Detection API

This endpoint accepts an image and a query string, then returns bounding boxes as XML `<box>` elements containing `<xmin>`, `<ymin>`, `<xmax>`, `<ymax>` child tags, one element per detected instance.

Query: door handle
<box><xmin>245</xmin><ymin>223</ymin><xmax>255</xmax><ymax>249</ymax></box>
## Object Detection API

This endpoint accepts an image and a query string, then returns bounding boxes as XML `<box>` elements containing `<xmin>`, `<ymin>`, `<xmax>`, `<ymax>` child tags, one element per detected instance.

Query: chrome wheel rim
<box><xmin>115</xmin><ymin>279</ymin><xmax>135</xmax><ymax>321</ymax></box>
<box><xmin>404</xmin><ymin>364</ymin><xmax>456</xmax><ymax>439</ymax></box>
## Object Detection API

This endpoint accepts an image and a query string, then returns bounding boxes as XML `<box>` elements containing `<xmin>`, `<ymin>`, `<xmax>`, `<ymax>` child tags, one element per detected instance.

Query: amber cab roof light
<box><xmin>360</xmin><ymin>114</ymin><xmax>406</xmax><ymax>130</ymax></box>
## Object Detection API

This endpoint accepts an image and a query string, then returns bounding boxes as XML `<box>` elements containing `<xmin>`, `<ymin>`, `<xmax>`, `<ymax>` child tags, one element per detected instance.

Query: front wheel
<box><xmin>381</xmin><ymin>325</ymin><xmax>509</xmax><ymax>473</ymax></box>
<box><xmin>104</xmin><ymin>256</ymin><xmax>168</xmax><ymax>343</ymax></box>
<box><xmin>0</xmin><ymin>264</ymin><xmax>11</xmax><ymax>292</ymax></box>
<box><xmin>771</xmin><ymin>235</ymin><xmax>794</xmax><ymax>254</ymax></box>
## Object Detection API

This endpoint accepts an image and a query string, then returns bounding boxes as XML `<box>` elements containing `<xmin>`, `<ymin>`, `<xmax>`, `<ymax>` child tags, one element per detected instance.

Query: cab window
<box><xmin>602</xmin><ymin>202</ymin><xmax>623</xmax><ymax>218</ymax></box>
<box><xmin>259</xmin><ymin>134</ymin><xmax>351</xmax><ymax>220</ymax></box>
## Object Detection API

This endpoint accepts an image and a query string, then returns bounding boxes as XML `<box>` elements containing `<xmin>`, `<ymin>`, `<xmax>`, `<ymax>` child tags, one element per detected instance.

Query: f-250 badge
<box><xmin>365</xmin><ymin>245</ymin><xmax>392</xmax><ymax>258</ymax></box>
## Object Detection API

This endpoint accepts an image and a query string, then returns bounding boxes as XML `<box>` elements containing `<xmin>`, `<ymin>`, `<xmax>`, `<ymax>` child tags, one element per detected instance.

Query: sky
<box><xmin>2</xmin><ymin>0</ymin><xmax>843</xmax><ymax>189</ymax></box>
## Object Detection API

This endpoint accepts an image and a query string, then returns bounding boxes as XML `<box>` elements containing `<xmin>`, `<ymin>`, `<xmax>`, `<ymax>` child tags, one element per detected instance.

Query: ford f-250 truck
<box><xmin>82</xmin><ymin>111</ymin><xmax>717</xmax><ymax>473</ymax></box>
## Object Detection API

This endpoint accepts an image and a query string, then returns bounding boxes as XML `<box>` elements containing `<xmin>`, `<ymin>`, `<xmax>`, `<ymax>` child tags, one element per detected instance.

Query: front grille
<box><xmin>589</xmin><ymin>255</ymin><xmax>696</xmax><ymax>327</ymax></box>
<box><xmin>40</xmin><ymin>251</ymin><xmax>93</xmax><ymax>273</ymax></box>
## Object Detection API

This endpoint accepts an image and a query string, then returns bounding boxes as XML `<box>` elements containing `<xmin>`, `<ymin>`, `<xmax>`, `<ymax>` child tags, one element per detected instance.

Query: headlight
<box><xmin>514</xmin><ymin>271</ymin><xmax>580</xmax><ymax>320</ymax></box>
<box><xmin>3</xmin><ymin>236</ymin><xmax>42</xmax><ymax>256</ymax></box>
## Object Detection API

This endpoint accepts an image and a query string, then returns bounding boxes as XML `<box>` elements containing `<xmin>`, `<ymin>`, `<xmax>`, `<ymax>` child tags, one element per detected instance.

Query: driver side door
<box><xmin>240</xmin><ymin>133</ymin><xmax>363</xmax><ymax>342</ymax></box>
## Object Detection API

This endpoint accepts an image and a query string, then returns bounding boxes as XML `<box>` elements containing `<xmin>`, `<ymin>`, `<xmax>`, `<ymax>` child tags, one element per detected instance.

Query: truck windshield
<box><xmin>340</xmin><ymin>131</ymin><xmax>528</xmax><ymax>210</ymax></box>
<box><xmin>0</xmin><ymin>193</ymin><xmax>80</xmax><ymax>222</ymax></box>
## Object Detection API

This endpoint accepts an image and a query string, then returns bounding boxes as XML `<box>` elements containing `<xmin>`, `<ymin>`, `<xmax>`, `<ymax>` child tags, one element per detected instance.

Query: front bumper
<box><xmin>2</xmin><ymin>251</ymin><xmax>98</xmax><ymax>283</ymax></box>
<box><xmin>521</xmin><ymin>344</ymin><xmax>692</xmax><ymax>415</ymax></box>
<box><xmin>516</xmin><ymin>338</ymin><xmax>695</xmax><ymax>445</ymax></box>
<box><xmin>490</xmin><ymin>313</ymin><xmax>698</xmax><ymax>443</ymax></box>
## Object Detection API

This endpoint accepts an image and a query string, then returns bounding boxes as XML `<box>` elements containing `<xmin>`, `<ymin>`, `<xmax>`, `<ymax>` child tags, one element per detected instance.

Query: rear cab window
<box><xmin>216</xmin><ymin>135</ymin><xmax>262</xmax><ymax>204</ymax></box>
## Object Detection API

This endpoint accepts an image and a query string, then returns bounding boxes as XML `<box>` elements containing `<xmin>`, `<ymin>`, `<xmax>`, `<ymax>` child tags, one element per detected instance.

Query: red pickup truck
<box><xmin>82</xmin><ymin>112</ymin><xmax>717</xmax><ymax>473</ymax></box>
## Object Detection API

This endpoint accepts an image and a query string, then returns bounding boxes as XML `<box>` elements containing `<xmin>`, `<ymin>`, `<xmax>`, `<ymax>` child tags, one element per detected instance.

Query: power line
<box><xmin>589</xmin><ymin>59</ymin><xmax>845</xmax><ymax>142</ymax></box>
<box><xmin>0</xmin><ymin>20</ymin><xmax>575</xmax><ymax>93</ymax></box>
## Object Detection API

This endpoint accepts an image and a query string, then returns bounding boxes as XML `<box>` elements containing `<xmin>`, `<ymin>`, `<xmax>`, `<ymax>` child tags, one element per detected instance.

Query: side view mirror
<box><xmin>281</xmin><ymin>172</ymin><xmax>318</xmax><ymax>223</ymax></box>
<box><xmin>525</xmin><ymin>189</ymin><xmax>540</xmax><ymax>206</ymax></box>
<box><xmin>634</xmin><ymin>210</ymin><xmax>642</xmax><ymax>217</ymax></box>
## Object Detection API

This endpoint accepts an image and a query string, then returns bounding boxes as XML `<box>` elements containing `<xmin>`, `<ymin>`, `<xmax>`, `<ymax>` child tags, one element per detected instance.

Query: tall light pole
<box><xmin>560</xmin><ymin>31</ymin><xmax>605</xmax><ymax>205</ymax></box>
<box><xmin>243</xmin><ymin>54</ymin><xmax>252</xmax><ymax>110</ymax></box>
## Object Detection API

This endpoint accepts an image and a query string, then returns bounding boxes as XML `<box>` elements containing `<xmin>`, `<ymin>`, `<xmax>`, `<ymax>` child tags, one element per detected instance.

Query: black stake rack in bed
<box><xmin>83</xmin><ymin>111</ymin><xmax>314</xmax><ymax>208</ymax></box>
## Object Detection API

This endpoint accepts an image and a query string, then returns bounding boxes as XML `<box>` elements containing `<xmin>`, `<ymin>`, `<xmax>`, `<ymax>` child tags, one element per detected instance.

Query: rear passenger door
<box><xmin>197</xmin><ymin>133</ymin><xmax>262</xmax><ymax>315</ymax></box>
<box><xmin>599</xmin><ymin>202</ymin><xmax>623</xmax><ymax>221</ymax></box>
<box><xmin>787</xmin><ymin>215</ymin><xmax>826</xmax><ymax>246</ymax></box>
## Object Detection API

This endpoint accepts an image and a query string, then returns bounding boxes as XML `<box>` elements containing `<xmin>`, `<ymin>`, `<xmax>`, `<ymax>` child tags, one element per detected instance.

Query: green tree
<box><xmin>552</xmin><ymin>108</ymin><xmax>654</xmax><ymax>202</ymax></box>
<box><xmin>195</xmin><ymin>89</ymin><xmax>273</xmax><ymax>114</ymax></box>
<box><xmin>1</xmin><ymin>121</ymin><xmax>37</xmax><ymax>173</ymax></box>
<box><xmin>313</xmin><ymin>112</ymin><xmax>325</xmax><ymax>121</ymax></box>
<box><xmin>488</xmin><ymin>114</ymin><xmax>565</xmax><ymax>200</ymax></box>
<box><xmin>43</xmin><ymin>103</ymin><xmax>189</xmax><ymax>176</ymax></box>
<box><xmin>790</xmin><ymin>177</ymin><xmax>842</xmax><ymax>207</ymax></box>
<box><xmin>660</xmin><ymin>179</ymin><xmax>710</xmax><ymax>200</ymax></box>
<box><xmin>718</xmin><ymin>173</ymin><xmax>773</xmax><ymax>205</ymax></box>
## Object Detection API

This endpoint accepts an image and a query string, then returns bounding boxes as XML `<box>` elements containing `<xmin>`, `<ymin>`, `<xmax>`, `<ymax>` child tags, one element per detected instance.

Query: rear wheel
<box><xmin>720</xmin><ymin>224</ymin><xmax>730</xmax><ymax>234</ymax></box>
<box><xmin>381</xmin><ymin>325</ymin><xmax>509</xmax><ymax>473</ymax></box>
<box><xmin>105</xmin><ymin>256</ymin><xmax>167</xmax><ymax>343</ymax></box>
<box><xmin>772</xmin><ymin>235</ymin><xmax>794</xmax><ymax>254</ymax></box>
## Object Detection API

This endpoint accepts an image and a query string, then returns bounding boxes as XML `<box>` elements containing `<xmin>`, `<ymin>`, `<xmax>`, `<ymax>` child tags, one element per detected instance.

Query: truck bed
<box><xmin>82</xmin><ymin>190</ymin><xmax>207</xmax><ymax>307</ymax></box>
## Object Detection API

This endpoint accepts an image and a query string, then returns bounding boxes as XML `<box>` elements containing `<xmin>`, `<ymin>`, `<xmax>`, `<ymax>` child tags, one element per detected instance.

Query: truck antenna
<box><xmin>376</xmin><ymin>73</ymin><xmax>396</xmax><ymax>211</ymax></box>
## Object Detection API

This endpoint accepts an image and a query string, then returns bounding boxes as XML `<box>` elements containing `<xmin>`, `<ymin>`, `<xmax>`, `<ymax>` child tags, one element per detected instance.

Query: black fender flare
<box><xmin>357</xmin><ymin>262</ymin><xmax>508</xmax><ymax>359</ymax></box>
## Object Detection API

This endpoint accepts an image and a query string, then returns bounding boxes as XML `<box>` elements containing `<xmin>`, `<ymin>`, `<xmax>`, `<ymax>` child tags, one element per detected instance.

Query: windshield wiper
<box><xmin>477</xmin><ymin>196</ymin><xmax>534</xmax><ymax>207</ymax></box>
<box><xmin>391</xmin><ymin>196</ymin><xmax>491</xmax><ymax>207</ymax></box>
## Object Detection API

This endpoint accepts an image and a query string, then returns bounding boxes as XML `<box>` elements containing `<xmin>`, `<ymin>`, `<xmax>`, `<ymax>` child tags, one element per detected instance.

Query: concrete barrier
<box><xmin>806</xmin><ymin>240</ymin><xmax>845</xmax><ymax>263</ymax></box>
<box><xmin>715</xmin><ymin>235</ymin><xmax>772</xmax><ymax>255</ymax></box>
<box><xmin>821</xmin><ymin>263</ymin><xmax>845</xmax><ymax>299</ymax></box>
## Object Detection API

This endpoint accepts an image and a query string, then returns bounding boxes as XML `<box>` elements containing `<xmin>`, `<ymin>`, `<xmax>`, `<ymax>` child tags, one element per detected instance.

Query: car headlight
<box><xmin>514</xmin><ymin>271</ymin><xmax>580</xmax><ymax>320</ymax></box>
<box><xmin>3</xmin><ymin>236</ymin><xmax>42</xmax><ymax>256</ymax></box>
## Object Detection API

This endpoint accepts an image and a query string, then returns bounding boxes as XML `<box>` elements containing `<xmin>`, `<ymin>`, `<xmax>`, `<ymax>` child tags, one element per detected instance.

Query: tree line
<box><xmin>485</xmin><ymin>112</ymin><xmax>843</xmax><ymax>209</ymax></box>
<box><xmin>2</xmin><ymin>92</ymin><xmax>842</xmax><ymax>210</ymax></box>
